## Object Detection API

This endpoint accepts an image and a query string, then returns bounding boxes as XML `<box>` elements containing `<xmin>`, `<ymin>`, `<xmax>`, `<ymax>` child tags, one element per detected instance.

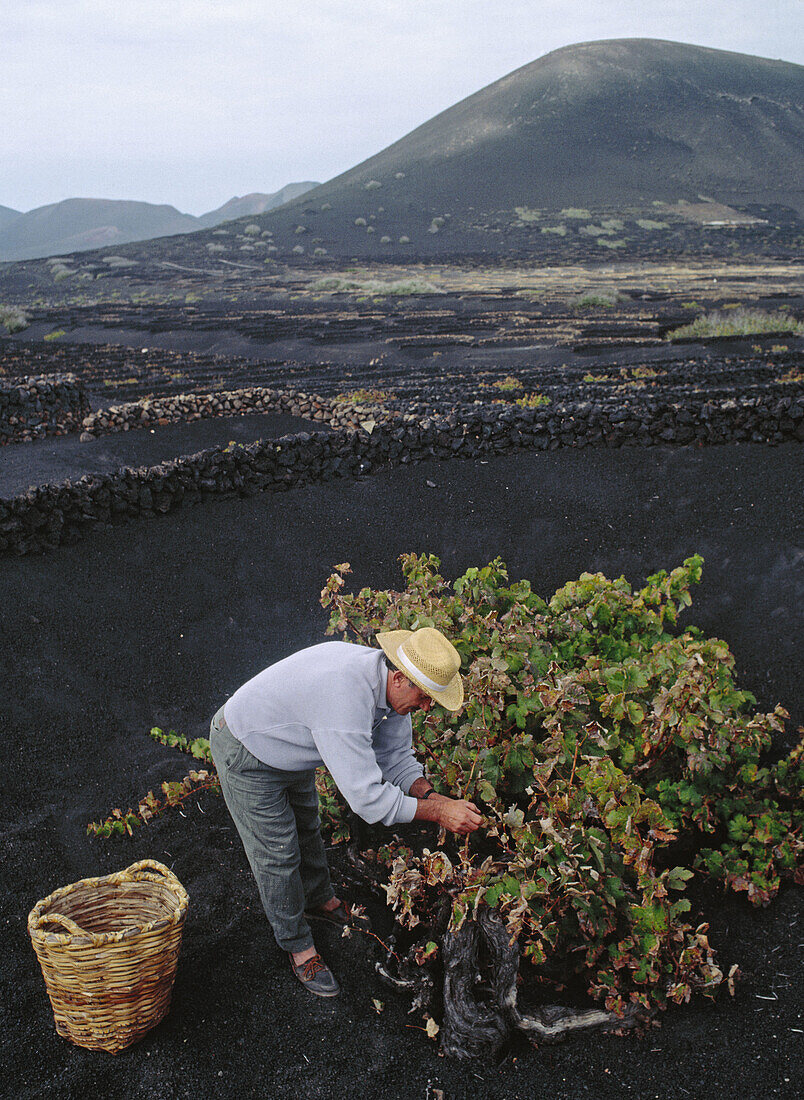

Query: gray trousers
<box><xmin>209</xmin><ymin>707</ymin><xmax>334</xmax><ymax>953</ymax></box>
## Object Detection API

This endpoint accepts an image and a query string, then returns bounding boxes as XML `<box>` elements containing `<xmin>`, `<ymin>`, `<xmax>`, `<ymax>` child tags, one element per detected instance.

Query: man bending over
<box><xmin>209</xmin><ymin>626</ymin><xmax>482</xmax><ymax>997</ymax></box>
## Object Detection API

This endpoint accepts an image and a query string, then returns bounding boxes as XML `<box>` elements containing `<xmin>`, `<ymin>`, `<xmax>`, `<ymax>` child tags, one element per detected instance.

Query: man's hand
<box><xmin>413</xmin><ymin>792</ymin><xmax>483</xmax><ymax>835</ymax></box>
<box><xmin>436</xmin><ymin>798</ymin><xmax>483</xmax><ymax>835</ymax></box>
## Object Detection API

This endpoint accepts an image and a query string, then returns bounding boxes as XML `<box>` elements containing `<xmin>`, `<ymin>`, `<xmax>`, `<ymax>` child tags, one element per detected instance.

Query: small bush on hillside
<box><xmin>292</xmin><ymin>245</ymin><xmax>305</xmax><ymax>254</ymax></box>
<box><xmin>574</xmin><ymin>292</ymin><xmax>623</xmax><ymax>309</ymax></box>
<box><xmin>541</xmin><ymin>225</ymin><xmax>567</xmax><ymax>236</ymax></box>
<box><xmin>380</xmin><ymin>236</ymin><xmax>391</xmax><ymax>244</ymax></box>
<box><xmin>668</xmin><ymin>309</ymin><xmax>804</xmax><ymax>341</ymax></box>
<box><xmin>244</xmin><ymin>224</ymin><xmax>261</xmax><ymax>236</ymax></box>
<box><xmin>560</xmin><ymin>208</ymin><xmax>592</xmax><ymax>219</ymax></box>
<box><xmin>597</xmin><ymin>238</ymin><xmax>626</xmax><ymax>250</ymax></box>
<box><xmin>311</xmin><ymin>275</ymin><xmax>443</xmax><ymax>296</ymax></box>
<box><xmin>493</xmin><ymin>376</ymin><xmax>523</xmax><ymax>392</ymax></box>
<box><xmin>515</xmin><ymin>392</ymin><xmax>551</xmax><ymax>408</ymax></box>
<box><xmin>354</xmin><ymin>218</ymin><xmax>367</xmax><ymax>226</ymax></box>
<box><xmin>43</xmin><ymin>329</ymin><xmax>66</xmax><ymax>341</ymax></box>
<box><xmin>514</xmin><ymin>207</ymin><xmax>541</xmax><ymax>224</ymax></box>
<box><xmin>321</xmin><ymin>203</ymin><xmax>332</xmax><ymax>211</ymax></box>
<box><xmin>364</xmin><ymin>180</ymin><xmax>382</xmax><ymax>190</ymax></box>
<box><xmin>314</xmin><ymin>247</ymin><xmax>328</xmax><ymax>256</ymax></box>
<box><xmin>295</xmin><ymin>225</ymin><xmax>307</xmax><ymax>234</ymax></box>
<box><xmin>579</xmin><ymin>224</ymin><xmax>616</xmax><ymax>237</ymax></box>
<box><xmin>637</xmin><ymin>219</ymin><xmax>669</xmax><ymax>230</ymax></box>
<box><xmin>207</xmin><ymin>243</ymin><xmax>226</xmax><ymax>253</ymax></box>
<box><xmin>334</xmin><ymin>387</ymin><xmax>393</xmax><ymax>405</ymax></box>
<box><xmin>0</xmin><ymin>306</ymin><xmax>30</xmax><ymax>334</ymax></box>
<box><xmin>103</xmin><ymin>256</ymin><xmax>137</xmax><ymax>268</ymax></box>
<box><xmin>399</xmin><ymin>235</ymin><xmax>411</xmax><ymax>244</ymax></box>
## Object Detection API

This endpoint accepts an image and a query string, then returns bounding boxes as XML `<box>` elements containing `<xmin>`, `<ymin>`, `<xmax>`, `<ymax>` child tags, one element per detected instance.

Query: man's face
<box><xmin>387</xmin><ymin>670</ymin><xmax>434</xmax><ymax>715</ymax></box>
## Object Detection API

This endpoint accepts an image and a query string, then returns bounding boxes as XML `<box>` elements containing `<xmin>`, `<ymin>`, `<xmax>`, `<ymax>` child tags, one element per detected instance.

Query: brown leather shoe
<box><xmin>304</xmin><ymin>900</ymin><xmax>372</xmax><ymax>932</ymax></box>
<box><xmin>289</xmin><ymin>952</ymin><xmax>340</xmax><ymax>997</ymax></box>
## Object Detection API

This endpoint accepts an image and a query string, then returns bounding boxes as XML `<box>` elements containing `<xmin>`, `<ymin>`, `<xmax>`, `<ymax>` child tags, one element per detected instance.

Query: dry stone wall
<box><xmin>76</xmin><ymin>386</ymin><xmax>398</xmax><ymax>439</ymax></box>
<box><xmin>1</xmin><ymin>391</ymin><xmax>801</xmax><ymax>555</ymax></box>
<box><xmin>0</xmin><ymin>374</ymin><xmax>90</xmax><ymax>444</ymax></box>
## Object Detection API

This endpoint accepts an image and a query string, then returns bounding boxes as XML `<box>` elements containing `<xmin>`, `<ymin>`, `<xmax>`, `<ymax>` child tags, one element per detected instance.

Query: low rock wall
<box><xmin>0</xmin><ymin>374</ymin><xmax>91</xmax><ymax>444</ymax></box>
<box><xmin>2</xmin><ymin>392</ymin><xmax>801</xmax><ymax>555</ymax></box>
<box><xmin>77</xmin><ymin>386</ymin><xmax>397</xmax><ymax>438</ymax></box>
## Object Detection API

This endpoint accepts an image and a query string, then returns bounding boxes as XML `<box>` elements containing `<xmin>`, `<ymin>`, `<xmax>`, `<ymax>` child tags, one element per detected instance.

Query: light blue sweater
<box><xmin>223</xmin><ymin>642</ymin><xmax>423</xmax><ymax>825</ymax></box>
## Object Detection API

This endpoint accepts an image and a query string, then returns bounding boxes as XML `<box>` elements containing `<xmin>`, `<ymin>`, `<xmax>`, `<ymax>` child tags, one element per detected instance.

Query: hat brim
<box><xmin>376</xmin><ymin>630</ymin><xmax>464</xmax><ymax>713</ymax></box>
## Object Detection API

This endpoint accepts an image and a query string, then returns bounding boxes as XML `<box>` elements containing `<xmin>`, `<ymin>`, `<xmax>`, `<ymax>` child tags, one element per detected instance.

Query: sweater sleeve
<box><xmin>372</xmin><ymin>714</ymin><xmax>425</xmax><ymax>794</ymax></box>
<box><xmin>312</xmin><ymin>726</ymin><xmax>418</xmax><ymax>826</ymax></box>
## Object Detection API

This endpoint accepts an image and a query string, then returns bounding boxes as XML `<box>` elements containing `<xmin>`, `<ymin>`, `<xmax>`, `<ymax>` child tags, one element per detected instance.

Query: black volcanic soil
<box><xmin>1</xmin><ymin>441</ymin><xmax>801</xmax><ymax>1100</ymax></box>
<box><xmin>0</xmin><ymin>411</ymin><xmax>329</xmax><ymax>496</ymax></box>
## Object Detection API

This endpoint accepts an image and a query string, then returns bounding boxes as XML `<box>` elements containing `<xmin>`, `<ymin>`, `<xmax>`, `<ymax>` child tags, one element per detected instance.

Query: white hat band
<box><xmin>396</xmin><ymin>646</ymin><xmax>451</xmax><ymax>693</ymax></box>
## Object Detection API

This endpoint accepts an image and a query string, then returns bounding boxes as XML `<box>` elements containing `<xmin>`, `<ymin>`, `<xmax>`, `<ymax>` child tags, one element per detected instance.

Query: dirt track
<box><xmin>1</xmin><ymin>441</ymin><xmax>802</xmax><ymax>1099</ymax></box>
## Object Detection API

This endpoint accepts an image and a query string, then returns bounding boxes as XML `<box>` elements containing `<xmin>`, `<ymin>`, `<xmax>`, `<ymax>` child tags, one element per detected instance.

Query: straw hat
<box><xmin>376</xmin><ymin>626</ymin><xmax>464</xmax><ymax>712</ymax></box>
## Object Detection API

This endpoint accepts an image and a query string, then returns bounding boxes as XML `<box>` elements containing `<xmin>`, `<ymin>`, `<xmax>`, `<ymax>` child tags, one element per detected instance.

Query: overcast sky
<box><xmin>3</xmin><ymin>0</ymin><xmax>802</xmax><ymax>215</ymax></box>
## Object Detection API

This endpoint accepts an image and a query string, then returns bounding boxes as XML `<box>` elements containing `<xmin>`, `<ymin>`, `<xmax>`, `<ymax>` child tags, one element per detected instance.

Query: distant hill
<box><xmin>225</xmin><ymin>38</ymin><xmax>803</xmax><ymax>259</ymax></box>
<box><xmin>0</xmin><ymin>198</ymin><xmax>199</xmax><ymax>262</ymax></box>
<box><xmin>0</xmin><ymin>204</ymin><xmax>21</xmax><ymax>231</ymax></box>
<box><xmin>0</xmin><ymin>183</ymin><xmax>320</xmax><ymax>261</ymax></box>
<box><xmin>196</xmin><ymin>183</ymin><xmax>319</xmax><ymax>228</ymax></box>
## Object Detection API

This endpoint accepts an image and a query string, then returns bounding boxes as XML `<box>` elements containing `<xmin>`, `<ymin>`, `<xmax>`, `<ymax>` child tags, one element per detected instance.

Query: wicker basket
<box><xmin>28</xmin><ymin>859</ymin><xmax>189</xmax><ymax>1054</ymax></box>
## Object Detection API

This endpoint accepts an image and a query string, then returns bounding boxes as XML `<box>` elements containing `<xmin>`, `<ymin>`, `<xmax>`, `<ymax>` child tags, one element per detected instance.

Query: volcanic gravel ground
<box><xmin>1</xmin><ymin>443</ymin><xmax>802</xmax><ymax>1099</ymax></box>
<box><xmin>0</xmin><ymin>411</ymin><xmax>329</xmax><ymax>496</ymax></box>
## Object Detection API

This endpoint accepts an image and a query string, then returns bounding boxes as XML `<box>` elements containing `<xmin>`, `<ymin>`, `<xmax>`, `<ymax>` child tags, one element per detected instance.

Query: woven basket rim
<box><xmin>28</xmin><ymin>859</ymin><xmax>189</xmax><ymax>947</ymax></box>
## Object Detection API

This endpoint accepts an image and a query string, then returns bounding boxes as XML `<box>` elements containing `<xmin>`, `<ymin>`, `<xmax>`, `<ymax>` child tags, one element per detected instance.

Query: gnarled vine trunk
<box><xmin>441</xmin><ymin>910</ymin><xmax>649</xmax><ymax>1060</ymax></box>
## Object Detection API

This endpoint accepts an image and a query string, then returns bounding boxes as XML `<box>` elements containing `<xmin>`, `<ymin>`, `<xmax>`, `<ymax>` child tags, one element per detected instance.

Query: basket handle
<box><xmin>113</xmin><ymin>858</ymin><xmax>176</xmax><ymax>885</ymax></box>
<box><xmin>31</xmin><ymin>911</ymin><xmax>87</xmax><ymax>937</ymax></box>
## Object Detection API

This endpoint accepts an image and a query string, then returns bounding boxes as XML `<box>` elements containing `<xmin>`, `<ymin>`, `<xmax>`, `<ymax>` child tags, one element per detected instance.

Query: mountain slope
<box><xmin>0</xmin><ymin>205</ymin><xmax>21</xmax><ymax>231</ymax></box>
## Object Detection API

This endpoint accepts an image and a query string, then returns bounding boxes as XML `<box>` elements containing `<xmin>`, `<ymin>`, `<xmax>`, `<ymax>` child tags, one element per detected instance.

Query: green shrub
<box><xmin>560</xmin><ymin>208</ymin><xmax>591</xmax><ymax>219</ymax></box>
<box><xmin>43</xmin><ymin>329</ymin><xmax>66</xmax><ymax>341</ymax></box>
<box><xmin>540</xmin><ymin>225</ymin><xmax>566</xmax><ymax>236</ymax></box>
<box><xmin>311</xmin><ymin>276</ymin><xmax>442</xmax><ymax>296</ymax></box>
<box><xmin>668</xmin><ymin>309</ymin><xmax>804</xmax><ymax>340</ymax></box>
<box><xmin>364</xmin><ymin>180</ymin><xmax>382</xmax><ymax>190</ymax></box>
<box><xmin>515</xmin><ymin>392</ymin><xmax>551</xmax><ymax>408</ymax></box>
<box><xmin>574</xmin><ymin>292</ymin><xmax>623</xmax><ymax>308</ymax></box>
<box><xmin>319</xmin><ymin>554</ymin><xmax>801</xmax><ymax>1017</ymax></box>
<box><xmin>637</xmin><ymin>219</ymin><xmax>669</xmax><ymax>230</ymax></box>
<box><xmin>492</xmin><ymin>375</ymin><xmax>523</xmax><ymax>392</ymax></box>
<box><xmin>334</xmin><ymin>387</ymin><xmax>393</xmax><ymax>405</ymax></box>
<box><xmin>597</xmin><ymin>238</ymin><xmax>626</xmax><ymax>250</ymax></box>
<box><xmin>579</xmin><ymin>224</ymin><xmax>616</xmax><ymax>237</ymax></box>
<box><xmin>244</xmin><ymin>224</ymin><xmax>261</xmax><ymax>236</ymax></box>
<box><xmin>514</xmin><ymin>207</ymin><xmax>541</xmax><ymax>224</ymax></box>
<box><xmin>0</xmin><ymin>306</ymin><xmax>29</xmax><ymax>334</ymax></box>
